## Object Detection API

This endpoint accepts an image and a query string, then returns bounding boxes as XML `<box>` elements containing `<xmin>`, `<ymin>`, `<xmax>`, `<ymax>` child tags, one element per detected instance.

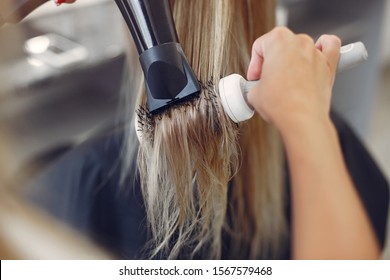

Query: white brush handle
<box><xmin>338</xmin><ymin>41</ymin><xmax>368</xmax><ymax>71</ymax></box>
<box><xmin>244</xmin><ymin>41</ymin><xmax>368</xmax><ymax>94</ymax></box>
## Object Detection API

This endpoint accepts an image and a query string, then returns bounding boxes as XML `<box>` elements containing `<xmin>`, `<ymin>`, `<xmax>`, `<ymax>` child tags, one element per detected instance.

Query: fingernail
<box><xmin>55</xmin><ymin>0</ymin><xmax>65</xmax><ymax>6</ymax></box>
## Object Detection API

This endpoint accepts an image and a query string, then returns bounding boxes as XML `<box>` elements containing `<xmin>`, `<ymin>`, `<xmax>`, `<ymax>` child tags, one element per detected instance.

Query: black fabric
<box><xmin>25</xmin><ymin>113</ymin><xmax>389</xmax><ymax>259</ymax></box>
<box><xmin>331</xmin><ymin>113</ymin><xmax>389</xmax><ymax>249</ymax></box>
<box><xmin>25</xmin><ymin>131</ymin><xmax>148</xmax><ymax>259</ymax></box>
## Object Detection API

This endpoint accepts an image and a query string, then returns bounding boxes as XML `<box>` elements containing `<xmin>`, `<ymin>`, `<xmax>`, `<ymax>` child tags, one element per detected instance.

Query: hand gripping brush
<box><xmin>219</xmin><ymin>42</ymin><xmax>368</xmax><ymax>123</ymax></box>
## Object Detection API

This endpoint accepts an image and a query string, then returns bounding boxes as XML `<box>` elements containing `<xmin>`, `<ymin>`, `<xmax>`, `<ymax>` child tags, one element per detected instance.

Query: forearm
<box><xmin>281</xmin><ymin>115</ymin><xmax>380</xmax><ymax>259</ymax></box>
<box><xmin>245</xmin><ymin>28</ymin><xmax>380</xmax><ymax>259</ymax></box>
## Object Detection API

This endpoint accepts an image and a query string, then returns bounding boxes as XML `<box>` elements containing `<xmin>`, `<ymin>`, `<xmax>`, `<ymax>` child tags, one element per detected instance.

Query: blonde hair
<box><xmin>125</xmin><ymin>0</ymin><xmax>287</xmax><ymax>259</ymax></box>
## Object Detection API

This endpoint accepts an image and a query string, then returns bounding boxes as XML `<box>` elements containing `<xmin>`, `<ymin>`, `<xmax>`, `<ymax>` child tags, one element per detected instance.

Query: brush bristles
<box><xmin>136</xmin><ymin>79</ymin><xmax>225</xmax><ymax>143</ymax></box>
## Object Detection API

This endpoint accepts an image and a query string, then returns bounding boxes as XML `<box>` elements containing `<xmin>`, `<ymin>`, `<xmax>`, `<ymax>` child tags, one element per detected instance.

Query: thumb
<box><xmin>315</xmin><ymin>35</ymin><xmax>342</xmax><ymax>75</ymax></box>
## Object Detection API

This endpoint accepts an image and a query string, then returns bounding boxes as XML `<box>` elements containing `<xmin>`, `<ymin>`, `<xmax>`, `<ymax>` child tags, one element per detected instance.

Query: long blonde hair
<box><xmin>125</xmin><ymin>0</ymin><xmax>287</xmax><ymax>259</ymax></box>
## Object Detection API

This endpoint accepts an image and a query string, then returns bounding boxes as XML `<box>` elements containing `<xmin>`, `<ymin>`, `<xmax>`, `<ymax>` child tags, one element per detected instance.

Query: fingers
<box><xmin>247</xmin><ymin>37</ymin><xmax>266</xmax><ymax>81</ymax></box>
<box><xmin>246</xmin><ymin>28</ymin><xmax>341</xmax><ymax>127</ymax></box>
<box><xmin>315</xmin><ymin>35</ymin><xmax>342</xmax><ymax>75</ymax></box>
<box><xmin>247</xmin><ymin>27</ymin><xmax>294</xmax><ymax>81</ymax></box>
<box><xmin>247</xmin><ymin>28</ymin><xmax>341</xmax><ymax>83</ymax></box>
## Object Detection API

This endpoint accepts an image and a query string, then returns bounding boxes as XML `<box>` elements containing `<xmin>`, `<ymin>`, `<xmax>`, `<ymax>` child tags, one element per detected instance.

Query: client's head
<box><xmin>127</xmin><ymin>0</ymin><xmax>287</xmax><ymax>259</ymax></box>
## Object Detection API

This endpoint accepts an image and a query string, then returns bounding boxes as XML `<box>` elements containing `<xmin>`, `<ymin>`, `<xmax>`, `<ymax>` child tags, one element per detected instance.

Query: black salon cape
<box><xmin>26</xmin><ymin>113</ymin><xmax>389</xmax><ymax>259</ymax></box>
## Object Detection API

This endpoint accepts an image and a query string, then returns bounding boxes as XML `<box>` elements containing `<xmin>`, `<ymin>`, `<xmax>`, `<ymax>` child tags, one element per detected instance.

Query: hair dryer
<box><xmin>114</xmin><ymin>0</ymin><xmax>200</xmax><ymax>114</ymax></box>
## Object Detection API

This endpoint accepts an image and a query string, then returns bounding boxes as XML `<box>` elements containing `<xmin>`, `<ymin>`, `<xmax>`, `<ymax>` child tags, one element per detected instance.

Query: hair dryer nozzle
<box><xmin>139</xmin><ymin>42</ymin><xmax>200</xmax><ymax>113</ymax></box>
<box><xmin>114</xmin><ymin>0</ymin><xmax>200</xmax><ymax>114</ymax></box>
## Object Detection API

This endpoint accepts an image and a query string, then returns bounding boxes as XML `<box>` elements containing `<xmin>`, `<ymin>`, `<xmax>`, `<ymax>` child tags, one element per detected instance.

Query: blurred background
<box><xmin>0</xmin><ymin>0</ymin><xmax>389</xmax><ymax>259</ymax></box>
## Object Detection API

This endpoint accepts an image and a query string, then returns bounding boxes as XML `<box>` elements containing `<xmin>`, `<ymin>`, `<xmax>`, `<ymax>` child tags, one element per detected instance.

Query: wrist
<box><xmin>276</xmin><ymin>111</ymin><xmax>335</xmax><ymax>141</ymax></box>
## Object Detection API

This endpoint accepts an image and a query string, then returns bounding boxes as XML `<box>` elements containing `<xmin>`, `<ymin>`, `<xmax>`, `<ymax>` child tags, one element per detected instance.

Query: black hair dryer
<box><xmin>114</xmin><ymin>0</ymin><xmax>200</xmax><ymax>114</ymax></box>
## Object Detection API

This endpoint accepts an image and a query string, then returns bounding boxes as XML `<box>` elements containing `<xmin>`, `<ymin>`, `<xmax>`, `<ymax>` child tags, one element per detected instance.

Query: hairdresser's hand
<box><xmin>246</xmin><ymin>27</ymin><xmax>341</xmax><ymax>134</ymax></box>
<box><xmin>248</xmin><ymin>28</ymin><xmax>380</xmax><ymax>260</ymax></box>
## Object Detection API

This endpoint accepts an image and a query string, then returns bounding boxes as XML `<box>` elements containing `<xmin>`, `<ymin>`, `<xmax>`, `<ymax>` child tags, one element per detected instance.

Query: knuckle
<box><xmin>330</xmin><ymin>35</ymin><xmax>342</xmax><ymax>46</ymax></box>
<box><xmin>320</xmin><ymin>34</ymin><xmax>342</xmax><ymax>46</ymax></box>
<box><xmin>297</xmin><ymin>34</ymin><xmax>314</xmax><ymax>48</ymax></box>
<box><xmin>299</xmin><ymin>34</ymin><xmax>314</xmax><ymax>44</ymax></box>
<box><xmin>272</xmin><ymin>26</ymin><xmax>292</xmax><ymax>40</ymax></box>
